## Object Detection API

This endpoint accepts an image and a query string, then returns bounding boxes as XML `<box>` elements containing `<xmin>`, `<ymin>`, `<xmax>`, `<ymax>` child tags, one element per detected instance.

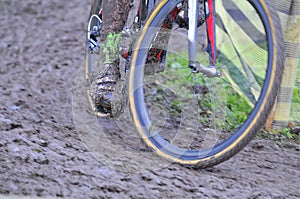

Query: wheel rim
<box><xmin>129</xmin><ymin>0</ymin><xmax>279</xmax><ymax>163</ymax></box>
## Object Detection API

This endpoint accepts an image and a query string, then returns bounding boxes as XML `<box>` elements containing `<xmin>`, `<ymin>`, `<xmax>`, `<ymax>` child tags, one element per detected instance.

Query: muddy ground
<box><xmin>0</xmin><ymin>0</ymin><xmax>299</xmax><ymax>198</ymax></box>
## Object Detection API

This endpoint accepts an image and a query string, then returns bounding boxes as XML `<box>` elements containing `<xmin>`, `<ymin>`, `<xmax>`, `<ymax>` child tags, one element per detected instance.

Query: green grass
<box><xmin>157</xmin><ymin>53</ymin><xmax>253</xmax><ymax>131</ymax></box>
<box><xmin>290</xmin><ymin>55</ymin><xmax>300</xmax><ymax>126</ymax></box>
<box><xmin>149</xmin><ymin>50</ymin><xmax>299</xmax><ymax>140</ymax></box>
<box><xmin>258</xmin><ymin>128</ymin><xmax>300</xmax><ymax>145</ymax></box>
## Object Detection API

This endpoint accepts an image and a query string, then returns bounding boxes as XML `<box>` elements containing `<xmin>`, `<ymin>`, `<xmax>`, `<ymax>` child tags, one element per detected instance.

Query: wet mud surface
<box><xmin>0</xmin><ymin>0</ymin><xmax>299</xmax><ymax>198</ymax></box>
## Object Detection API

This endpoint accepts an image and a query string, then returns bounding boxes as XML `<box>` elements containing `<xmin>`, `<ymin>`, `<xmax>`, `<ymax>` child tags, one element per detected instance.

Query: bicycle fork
<box><xmin>188</xmin><ymin>0</ymin><xmax>220</xmax><ymax>77</ymax></box>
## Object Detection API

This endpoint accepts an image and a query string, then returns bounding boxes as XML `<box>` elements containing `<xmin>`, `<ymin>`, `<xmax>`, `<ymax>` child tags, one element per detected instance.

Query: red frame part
<box><xmin>206</xmin><ymin>0</ymin><xmax>216</xmax><ymax>64</ymax></box>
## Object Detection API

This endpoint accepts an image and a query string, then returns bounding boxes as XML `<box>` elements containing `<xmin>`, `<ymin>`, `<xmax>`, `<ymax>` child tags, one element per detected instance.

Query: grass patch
<box><xmin>257</xmin><ymin>129</ymin><xmax>300</xmax><ymax>147</ymax></box>
<box><xmin>157</xmin><ymin>52</ymin><xmax>253</xmax><ymax>131</ymax></box>
<box><xmin>148</xmin><ymin>50</ymin><xmax>299</xmax><ymax>141</ymax></box>
<box><xmin>290</xmin><ymin>55</ymin><xmax>300</xmax><ymax>126</ymax></box>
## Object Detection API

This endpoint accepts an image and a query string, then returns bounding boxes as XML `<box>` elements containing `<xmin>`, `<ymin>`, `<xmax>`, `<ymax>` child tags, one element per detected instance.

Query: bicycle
<box><xmin>86</xmin><ymin>0</ymin><xmax>284</xmax><ymax>168</ymax></box>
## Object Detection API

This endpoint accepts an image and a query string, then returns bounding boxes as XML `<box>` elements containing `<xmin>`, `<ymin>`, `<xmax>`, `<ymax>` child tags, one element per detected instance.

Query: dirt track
<box><xmin>0</xmin><ymin>0</ymin><xmax>299</xmax><ymax>198</ymax></box>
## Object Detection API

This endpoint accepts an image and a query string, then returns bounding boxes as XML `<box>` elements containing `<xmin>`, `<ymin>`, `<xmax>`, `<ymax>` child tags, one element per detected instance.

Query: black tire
<box><xmin>85</xmin><ymin>0</ymin><xmax>102</xmax><ymax>79</ymax></box>
<box><xmin>84</xmin><ymin>0</ymin><xmax>103</xmax><ymax>115</ymax></box>
<box><xmin>129</xmin><ymin>0</ymin><xmax>284</xmax><ymax>168</ymax></box>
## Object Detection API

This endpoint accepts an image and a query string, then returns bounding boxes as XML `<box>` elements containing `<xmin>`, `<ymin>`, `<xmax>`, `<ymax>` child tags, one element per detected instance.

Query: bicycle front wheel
<box><xmin>129</xmin><ymin>0</ymin><xmax>284</xmax><ymax>168</ymax></box>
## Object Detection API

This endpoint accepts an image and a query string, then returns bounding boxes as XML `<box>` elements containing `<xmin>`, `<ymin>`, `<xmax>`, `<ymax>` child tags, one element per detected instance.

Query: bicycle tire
<box><xmin>129</xmin><ymin>0</ymin><xmax>284</xmax><ymax>168</ymax></box>
<box><xmin>86</xmin><ymin>0</ymin><xmax>102</xmax><ymax>76</ymax></box>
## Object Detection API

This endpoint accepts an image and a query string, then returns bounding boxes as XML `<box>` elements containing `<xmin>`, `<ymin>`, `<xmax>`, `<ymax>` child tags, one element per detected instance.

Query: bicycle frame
<box><xmin>89</xmin><ymin>0</ymin><xmax>219</xmax><ymax>76</ymax></box>
<box><xmin>139</xmin><ymin>0</ymin><xmax>218</xmax><ymax>74</ymax></box>
<box><xmin>205</xmin><ymin>0</ymin><xmax>217</xmax><ymax>65</ymax></box>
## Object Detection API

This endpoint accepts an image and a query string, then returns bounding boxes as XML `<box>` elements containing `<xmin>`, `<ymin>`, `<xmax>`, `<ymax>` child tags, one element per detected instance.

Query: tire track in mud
<box><xmin>0</xmin><ymin>0</ymin><xmax>299</xmax><ymax>198</ymax></box>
